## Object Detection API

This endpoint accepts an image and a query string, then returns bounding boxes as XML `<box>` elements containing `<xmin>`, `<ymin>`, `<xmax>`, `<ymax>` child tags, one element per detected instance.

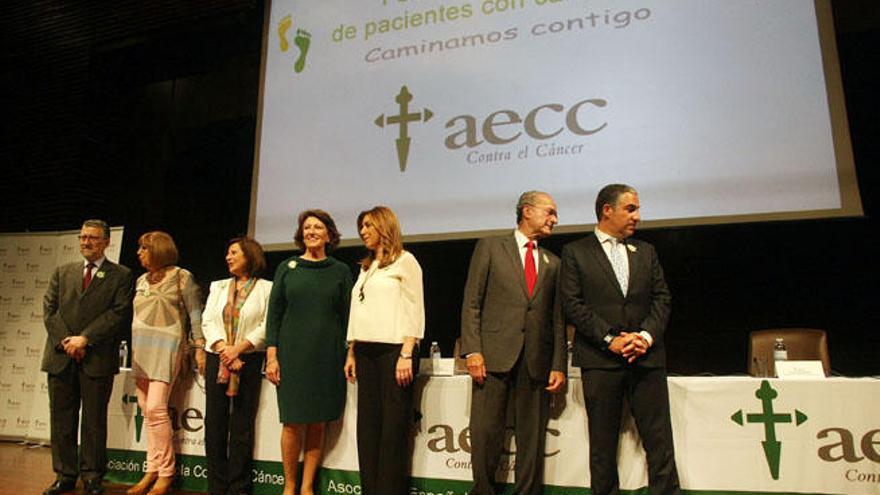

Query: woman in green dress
<box><xmin>265</xmin><ymin>209</ymin><xmax>353</xmax><ymax>495</ymax></box>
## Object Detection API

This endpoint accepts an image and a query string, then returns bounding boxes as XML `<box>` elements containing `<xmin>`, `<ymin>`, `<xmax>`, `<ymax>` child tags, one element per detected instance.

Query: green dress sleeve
<box><xmin>338</xmin><ymin>262</ymin><xmax>354</xmax><ymax>332</ymax></box>
<box><xmin>265</xmin><ymin>261</ymin><xmax>289</xmax><ymax>348</ymax></box>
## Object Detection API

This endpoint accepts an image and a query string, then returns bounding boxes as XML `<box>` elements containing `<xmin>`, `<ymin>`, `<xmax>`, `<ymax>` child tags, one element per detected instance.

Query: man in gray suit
<box><xmin>41</xmin><ymin>220</ymin><xmax>133</xmax><ymax>495</ymax></box>
<box><xmin>561</xmin><ymin>184</ymin><xmax>680</xmax><ymax>495</ymax></box>
<box><xmin>461</xmin><ymin>191</ymin><xmax>567</xmax><ymax>495</ymax></box>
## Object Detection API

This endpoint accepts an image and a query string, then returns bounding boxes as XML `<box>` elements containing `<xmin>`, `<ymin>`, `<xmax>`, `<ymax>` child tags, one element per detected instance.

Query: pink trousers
<box><xmin>135</xmin><ymin>377</ymin><xmax>176</xmax><ymax>477</ymax></box>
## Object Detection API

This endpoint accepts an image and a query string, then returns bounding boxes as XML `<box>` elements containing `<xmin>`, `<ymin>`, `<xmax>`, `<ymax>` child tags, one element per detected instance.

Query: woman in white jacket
<box><xmin>201</xmin><ymin>237</ymin><xmax>272</xmax><ymax>495</ymax></box>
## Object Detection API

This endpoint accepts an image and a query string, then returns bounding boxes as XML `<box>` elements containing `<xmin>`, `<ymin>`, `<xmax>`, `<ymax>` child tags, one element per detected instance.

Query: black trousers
<box><xmin>204</xmin><ymin>351</ymin><xmax>264</xmax><ymax>495</ymax></box>
<box><xmin>354</xmin><ymin>342</ymin><xmax>418</xmax><ymax>495</ymax></box>
<box><xmin>582</xmin><ymin>367</ymin><xmax>681</xmax><ymax>495</ymax></box>
<box><xmin>47</xmin><ymin>361</ymin><xmax>114</xmax><ymax>482</ymax></box>
<box><xmin>469</xmin><ymin>357</ymin><xmax>549</xmax><ymax>495</ymax></box>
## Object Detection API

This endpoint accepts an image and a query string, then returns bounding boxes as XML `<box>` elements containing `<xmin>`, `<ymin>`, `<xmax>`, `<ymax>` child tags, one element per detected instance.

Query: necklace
<box><xmin>146</xmin><ymin>268</ymin><xmax>168</xmax><ymax>285</ymax></box>
<box><xmin>357</xmin><ymin>263</ymin><xmax>378</xmax><ymax>303</ymax></box>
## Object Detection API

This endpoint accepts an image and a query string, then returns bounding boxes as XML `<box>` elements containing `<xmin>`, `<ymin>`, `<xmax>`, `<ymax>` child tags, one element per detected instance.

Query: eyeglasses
<box><xmin>79</xmin><ymin>235</ymin><xmax>104</xmax><ymax>242</ymax></box>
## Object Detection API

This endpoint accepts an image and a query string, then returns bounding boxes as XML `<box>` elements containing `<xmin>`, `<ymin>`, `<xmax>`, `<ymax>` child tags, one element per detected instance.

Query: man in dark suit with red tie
<box><xmin>461</xmin><ymin>191</ymin><xmax>567</xmax><ymax>495</ymax></box>
<box><xmin>561</xmin><ymin>184</ymin><xmax>680</xmax><ymax>495</ymax></box>
<box><xmin>41</xmin><ymin>220</ymin><xmax>132</xmax><ymax>495</ymax></box>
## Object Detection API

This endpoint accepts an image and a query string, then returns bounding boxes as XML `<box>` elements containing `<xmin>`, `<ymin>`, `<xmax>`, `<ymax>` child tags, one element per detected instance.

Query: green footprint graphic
<box><xmin>294</xmin><ymin>29</ymin><xmax>311</xmax><ymax>73</ymax></box>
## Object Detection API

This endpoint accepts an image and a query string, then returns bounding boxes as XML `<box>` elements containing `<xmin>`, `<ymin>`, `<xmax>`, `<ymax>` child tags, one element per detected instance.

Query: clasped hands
<box><xmin>61</xmin><ymin>335</ymin><xmax>88</xmax><ymax>362</ymax></box>
<box><xmin>214</xmin><ymin>341</ymin><xmax>244</xmax><ymax>371</ymax></box>
<box><xmin>608</xmin><ymin>331</ymin><xmax>650</xmax><ymax>363</ymax></box>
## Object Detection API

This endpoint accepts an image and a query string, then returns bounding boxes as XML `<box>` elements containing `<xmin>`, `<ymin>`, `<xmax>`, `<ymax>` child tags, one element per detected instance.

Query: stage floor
<box><xmin>0</xmin><ymin>441</ymin><xmax>200</xmax><ymax>494</ymax></box>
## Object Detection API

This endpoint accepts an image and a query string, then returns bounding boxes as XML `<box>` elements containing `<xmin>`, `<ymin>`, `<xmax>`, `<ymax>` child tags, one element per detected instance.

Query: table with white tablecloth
<box><xmin>104</xmin><ymin>369</ymin><xmax>880</xmax><ymax>495</ymax></box>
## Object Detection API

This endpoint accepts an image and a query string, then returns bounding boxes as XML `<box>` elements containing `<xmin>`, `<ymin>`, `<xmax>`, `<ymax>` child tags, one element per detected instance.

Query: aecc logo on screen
<box><xmin>376</xmin><ymin>84</ymin><xmax>608</xmax><ymax>170</ymax></box>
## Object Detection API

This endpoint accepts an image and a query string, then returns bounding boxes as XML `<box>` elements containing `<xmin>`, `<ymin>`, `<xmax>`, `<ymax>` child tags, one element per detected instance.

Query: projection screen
<box><xmin>250</xmin><ymin>0</ymin><xmax>861</xmax><ymax>249</ymax></box>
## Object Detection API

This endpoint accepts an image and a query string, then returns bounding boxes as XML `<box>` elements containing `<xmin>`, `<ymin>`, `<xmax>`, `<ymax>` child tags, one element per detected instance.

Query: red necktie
<box><xmin>524</xmin><ymin>241</ymin><xmax>537</xmax><ymax>297</ymax></box>
<box><xmin>83</xmin><ymin>262</ymin><xmax>95</xmax><ymax>290</ymax></box>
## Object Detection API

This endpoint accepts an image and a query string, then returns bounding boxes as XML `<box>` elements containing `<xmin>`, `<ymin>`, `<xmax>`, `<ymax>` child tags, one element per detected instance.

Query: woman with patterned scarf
<box><xmin>202</xmin><ymin>237</ymin><xmax>272</xmax><ymax>495</ymax></box>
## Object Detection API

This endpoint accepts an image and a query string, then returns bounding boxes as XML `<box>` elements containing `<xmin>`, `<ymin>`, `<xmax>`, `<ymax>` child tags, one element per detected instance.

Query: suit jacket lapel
<box><xmin>70</xmin><ymin>262</ymin><xmax>86</xmax><ymax>298</ymax></box>
<box><xmin>504</xmin><ymin>235</ymin><xmax>529</xmax><ymax>299</ymax></box>
<box><xmin>84</xmin><ymin>261</ymin><xmax>113</xmax><ymax>294</ymax></box>
<box><xmin>625</xmin><ymin>241</ymin><xmax>641</xmax><ymax>295</ymax></box>
<box><xmin>532</xmin><ymin>246</ymin><xmax>549</xmax><ymax>300</ymax></box>
<box><xmin>588</xmin><ymin>235</ymin><xmax>625</xmax><ymax>298</ymax></box>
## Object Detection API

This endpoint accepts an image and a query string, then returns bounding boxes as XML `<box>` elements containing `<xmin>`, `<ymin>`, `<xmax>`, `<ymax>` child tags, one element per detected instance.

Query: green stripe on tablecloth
<box><xmin>104</xmin><ymin>450</ymin><xmax>841</xmax><ymax>495</ymax></box>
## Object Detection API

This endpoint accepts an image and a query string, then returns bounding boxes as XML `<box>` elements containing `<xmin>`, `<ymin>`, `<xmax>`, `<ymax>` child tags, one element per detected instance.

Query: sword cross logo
<box><xmin>122</xmin><ymin>393</ymin><xmax>144</xmax><ymax>442</ymax></box>
<box><xmin>375</xmin><ymin>85</ymin><xmax>433</xmax><ymax>172</ymax></box>
<box><xmin>731</xmin><ymin>380</ymin><xmax>808</xmax><ymax>480</ymax></box>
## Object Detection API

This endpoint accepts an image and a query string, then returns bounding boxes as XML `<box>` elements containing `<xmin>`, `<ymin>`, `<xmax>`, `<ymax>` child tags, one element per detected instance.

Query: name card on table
<box><xmin>421</xmin><ymin>358</ymin><xmax>455</xmax><ymax>376</ymax></box>
<box><xmin>775</xmin><ymin>360</ymin><xmax>826</xmax><ymax>379</ymax></box>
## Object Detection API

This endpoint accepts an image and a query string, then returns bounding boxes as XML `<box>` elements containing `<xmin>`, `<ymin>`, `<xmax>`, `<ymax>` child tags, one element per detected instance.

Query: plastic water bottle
<box><xmin>119</xmin><ymin>340</ymin><xmax>129</xmax><ymax>368</ymax></box>
<box><xmin>429</xmin><ymin>341</ymin><xmax>442</xmax><ymax>360</ymax></box>
<box><xmin>773</xmin><ymin>337</ymin><xmax>788</xmax><ymax>374</ymax></box>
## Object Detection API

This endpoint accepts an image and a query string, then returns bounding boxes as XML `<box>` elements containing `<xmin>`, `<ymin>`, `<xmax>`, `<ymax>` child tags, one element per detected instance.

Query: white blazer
<box><xmin>202</xmin><ymin>278</ymin><xmax>272</xmax><ymax>353</ymax></box>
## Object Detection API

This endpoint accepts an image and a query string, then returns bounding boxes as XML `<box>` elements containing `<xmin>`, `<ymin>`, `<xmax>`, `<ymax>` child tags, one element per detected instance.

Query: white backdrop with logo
<box><xmin>0</xmin><ymin>227</ymin><xmax>123</xmax><ymax>444</ymax></box>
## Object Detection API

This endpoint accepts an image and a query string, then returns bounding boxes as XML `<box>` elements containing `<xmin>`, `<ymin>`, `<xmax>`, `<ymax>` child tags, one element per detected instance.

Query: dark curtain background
<box><xmin>2</xmin><ymin>1</ymin><xmax>878</xmax><ymax>375</ymax></box>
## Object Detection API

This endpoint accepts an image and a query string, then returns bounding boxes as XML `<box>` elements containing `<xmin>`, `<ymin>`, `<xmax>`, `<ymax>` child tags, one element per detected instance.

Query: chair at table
<box><xmin>747</xmin><ymin>328</ymin><xmax>830</xmax><ymax>377</ymax></box>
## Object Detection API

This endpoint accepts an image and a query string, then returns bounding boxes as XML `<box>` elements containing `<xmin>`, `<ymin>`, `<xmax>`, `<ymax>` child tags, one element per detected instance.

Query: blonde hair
<box><xmin>357</xmin><ymin>206</ymin><xmax>403</xmax><ymax>270</ymax></box>
<box><xmin>138</xmin><ymin>231</ymin><xmax>179</xmax><ymax>270</ymax></box>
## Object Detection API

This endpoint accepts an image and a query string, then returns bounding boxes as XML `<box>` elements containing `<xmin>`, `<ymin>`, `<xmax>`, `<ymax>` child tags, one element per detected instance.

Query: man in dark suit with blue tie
<box><xmin>461</xmin><ymin>191</ymin><xmax>567</xmax><ymax>495</ymax></box>
<box><xmin>561</xmin><ymin>184</ymin><xmax>680</xmax><ymax>495</ymax></box>
<box><xmin>41</xmin><ymin>220</ymin><xmax>133</xmax><ymax>495</ymax></box>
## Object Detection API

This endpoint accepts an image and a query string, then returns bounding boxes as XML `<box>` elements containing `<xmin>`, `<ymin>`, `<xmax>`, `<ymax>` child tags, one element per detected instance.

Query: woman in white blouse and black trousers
<box><xmin>201</xmin><ymin>237</ymin><xmax>272</xmax><ymax>495</ymax></box>
<box><xmin>344</xmin><ymin>206</ymin><xmax>425</xmax><ymax>495</ymax></box>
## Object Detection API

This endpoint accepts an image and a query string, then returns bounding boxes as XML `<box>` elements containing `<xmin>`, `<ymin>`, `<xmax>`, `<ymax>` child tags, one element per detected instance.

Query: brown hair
<box><xmin>293</xmin><ymin>209</ymin><xmax>341</xmax><ymax>252</ymax></box>
<box><xmin>138</xmin><ymin>231</ymin><xmax>179</xmax><ymax>270</ymax></box>
<box><xmin>228</xmin><ymin>236</ymin><xmax>267</xmax><ymax>277</ymax></box>
<box><xmin>357</xmin><ymin>206</ymin><xmax>403</xmax><ymax>270</ymax></box>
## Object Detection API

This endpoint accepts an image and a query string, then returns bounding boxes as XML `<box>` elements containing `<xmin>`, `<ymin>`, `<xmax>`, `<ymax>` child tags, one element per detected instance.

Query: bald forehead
<box><xmin>532</xmin><ymin>193</ymin><xmax>555</xmax><ymax>207</ymax></box>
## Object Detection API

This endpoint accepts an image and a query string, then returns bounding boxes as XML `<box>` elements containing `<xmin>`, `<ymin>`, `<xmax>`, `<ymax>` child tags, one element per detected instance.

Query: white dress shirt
<box><xmin>83</xmin><ymin>257</ymin><xmax>105</xmax><ymax>276</ymax></box>
<box><xmin>594</xmin><ymin>227</ymin><xmax>629</xmax><ymax>285</ymax></box>
<box><xmin>514</xmin><ymin>229</ymin><xmax>540</xmax><ymax>275</ymax></box>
